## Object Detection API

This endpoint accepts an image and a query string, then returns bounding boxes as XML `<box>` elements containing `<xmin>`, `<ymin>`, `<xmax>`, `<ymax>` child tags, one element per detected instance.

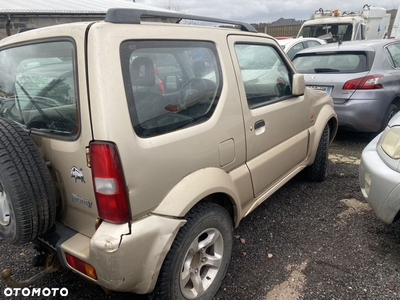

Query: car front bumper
<box><xmin>360</xmin><ymin>135</ymin><xmax>400</xmax><ymax>223</ymax></box>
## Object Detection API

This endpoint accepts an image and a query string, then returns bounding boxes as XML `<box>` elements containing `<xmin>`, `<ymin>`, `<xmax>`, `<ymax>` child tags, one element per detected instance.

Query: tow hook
<box><xmin>0</xmin><ymin>253</ymin><xmax>62</xmax><ymax>288</ymax></box>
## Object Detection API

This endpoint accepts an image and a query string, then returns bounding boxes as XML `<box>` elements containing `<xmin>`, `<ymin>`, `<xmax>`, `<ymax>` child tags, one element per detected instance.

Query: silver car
<box><xmin>292</xmin><ymin>40</ymin><xmax>400</xmax><ymax>133</ymax></box>
<box><xmin>360</xmin><ymin>111</ymin><xmax>400</xmax><ymax>223</ymax></box>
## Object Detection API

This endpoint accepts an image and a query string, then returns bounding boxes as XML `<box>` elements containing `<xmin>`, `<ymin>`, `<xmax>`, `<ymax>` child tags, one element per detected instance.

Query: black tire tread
<box><xmin>305</xmin><ymin>125</ymin><xmax>329</xmax><ymax>182</ymax></box>
<box><xmin>381</xmin><ymin>104</ymin><xmax>398</xmax><ymax>131</ymax></box>
<box><xmin>0</xmin><ymin>118</ymin><xmax>56</xmax><ymax>244</ymax></box>
<box><xmin>154</xmin><ymin>202</ymin><xmax>233</xmax><ymax>300</ymax></box>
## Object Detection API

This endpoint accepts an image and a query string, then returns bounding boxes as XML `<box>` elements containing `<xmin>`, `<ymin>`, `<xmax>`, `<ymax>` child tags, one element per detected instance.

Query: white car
<box><xmin>278</xmin><ymin>37</ymin><xmax>327</xmax><ymax>60</ymax></box>
<box><xmin>360</xmin><ymin>111</ymin><xmax>400</xmax><ymax>224</ymax></box>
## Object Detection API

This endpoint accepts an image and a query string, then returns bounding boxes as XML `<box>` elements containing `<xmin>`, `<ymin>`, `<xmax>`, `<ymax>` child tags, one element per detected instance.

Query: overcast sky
<box><xmin>136</xmin><ymin>0</ymin><xmax>400</xmax><ymax>23</ymax></box>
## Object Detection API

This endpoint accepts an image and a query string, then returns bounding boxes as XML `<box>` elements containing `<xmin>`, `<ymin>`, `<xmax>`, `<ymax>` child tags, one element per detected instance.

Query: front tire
<box><xmin>305</xmin><ymin>124</ymin><xmax>330</xmax><ymax>182</ymax></box>
<box><xmin>154</xmin><ymin>202</ymin><xmax>233</xmax><ymax>300</ymax></box>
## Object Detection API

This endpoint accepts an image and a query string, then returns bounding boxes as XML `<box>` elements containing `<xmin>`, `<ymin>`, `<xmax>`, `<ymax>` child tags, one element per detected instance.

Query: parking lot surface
<box><xmin>1</xmin><ymin>132</ymin><xmax>400</xmax><ymax>300</ymax></box>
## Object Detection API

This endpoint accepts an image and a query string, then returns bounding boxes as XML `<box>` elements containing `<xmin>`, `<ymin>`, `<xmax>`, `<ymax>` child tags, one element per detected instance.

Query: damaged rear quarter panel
<box><xmin>61</xmin><ymin>215</ymin><xmax>185</xmax><ymax>293</ymax></box>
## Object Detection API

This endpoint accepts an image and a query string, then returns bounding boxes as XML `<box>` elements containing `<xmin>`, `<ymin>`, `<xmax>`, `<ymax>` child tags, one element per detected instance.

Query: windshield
<box><xmin>0</xmin><ymin>41</ymin><xmax>78</xmax><ymax>136</ymax></box>
<box><xmin>299</xmin><ymin>24</ymin><xmax>353</xmax><ymax>42</ymax></box>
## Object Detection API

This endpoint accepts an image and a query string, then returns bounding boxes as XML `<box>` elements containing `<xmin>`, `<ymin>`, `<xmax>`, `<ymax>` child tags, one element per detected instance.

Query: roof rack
<box><xmin>105</xmin><ymin>8</ymin><xmax>258</xmax><ymax>33</ymax></box>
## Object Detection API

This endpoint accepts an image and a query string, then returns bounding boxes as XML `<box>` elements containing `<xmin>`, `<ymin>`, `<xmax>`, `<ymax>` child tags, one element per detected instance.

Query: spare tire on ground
<box><xmin>0</xmin><ymin>118</ymin><xmax>56</xmax><ymax>244</ymax></box>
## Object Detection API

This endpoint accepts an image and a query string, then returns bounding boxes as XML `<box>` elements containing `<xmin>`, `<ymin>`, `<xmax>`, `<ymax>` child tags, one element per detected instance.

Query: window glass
<box><xmin>298</xmin><ymin>26</ymin><xmax>311</xmax><ymax>38</ymax></box>
<box><xmin>121</xmin><ymin>41</ymin><xmax>222</xmax><ymax>138</ymax></box>
<box><xmin>306</xmin><ymin>41</ymin><xmax>321</xmax><ymax>48</ymax></box>
<box><xmin>234</xmin><ymin>44</ymin><xmax>291</xmax><ymax>109</ymax></box>
<box><xmin>300</xmin><ymin>24</ymin><xmax>352</xmax><ymax>42</ymax></box>
<box><xmin>287</xmin><ymin>42</ymin><xmax>305</xmax><ymax>60</ymax></box>
<box><xmin>360</xmin><ymin>24</ymin><xmax>367</xmax><ymax>40</ymax></box>
<box><xmin>293</xmin><ymin>52</ymin><xmax>368</xmax><ymax>73</ymax></box>
<box><xmin>0</xmin><ymin>41</ymin><xmax>78</xmax><ymax>136</ymax></box>
<box><xmin>386</xmin><ymin>43</ymin><xmax>400</xmax><ymax>68</ymax></box>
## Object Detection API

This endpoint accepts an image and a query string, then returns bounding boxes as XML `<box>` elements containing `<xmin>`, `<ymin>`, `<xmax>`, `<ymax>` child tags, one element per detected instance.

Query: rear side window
<box><xmin>0</xmin><ymin>41</ymin><xmax>78</xmax><ymax>137</ymax></box>
<box><xmin>306</xmin><ymin>40</ymin><xmax>321</xmax><ymax>48</ymax></box>
<box><xmin>287</xmin><ymin>42</ymin><xmax>305</xmax><ymax>60</ymax></box>
<box><xmin>292</xmin><ymin>52</ymin><xmax>368</xmax><ymax>73</ymax></box>
<box><xmin>386</xmin><ymin>43</ymin><xmax>400</xmax><ymax>68</ymax></box>
<box><xmin>121</xmin><ymin>41</ymin><xmax>222</xmax><ymax>138</ymax></box>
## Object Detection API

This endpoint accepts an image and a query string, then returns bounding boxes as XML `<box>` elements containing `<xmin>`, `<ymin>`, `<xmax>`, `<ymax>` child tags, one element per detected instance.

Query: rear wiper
<box><xmin>29</xmin><ymin>127</ymin><xmax>72</xmax><ymax>135</ymax></box>
<box><xmin>314</xmin><ymin>68</ymin><xmax>340</xmax><ymax>73</ymax></box>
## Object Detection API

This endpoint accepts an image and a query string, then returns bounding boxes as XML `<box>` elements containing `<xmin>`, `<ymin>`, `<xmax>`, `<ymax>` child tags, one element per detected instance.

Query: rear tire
<box><xmin>154</xmin><ymin>202</ymin><xmax>233</xmax><ymax>300</ymax></box>
<box><xmin>305</xmin><ymin>125</ymin><xmax>330</xmax><ymax>182</ymax></box>
<box><xmin>0</xmin><ymin>118</ymin><xmax>56</xmax><ymax>244</ymax></box>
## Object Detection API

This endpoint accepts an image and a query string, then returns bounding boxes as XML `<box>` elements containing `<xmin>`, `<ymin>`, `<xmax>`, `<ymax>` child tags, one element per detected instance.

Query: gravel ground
<box><xmin>1</xmin><ymin>131</ymin><xmax>400</xmax><ymax>299</ymax></box>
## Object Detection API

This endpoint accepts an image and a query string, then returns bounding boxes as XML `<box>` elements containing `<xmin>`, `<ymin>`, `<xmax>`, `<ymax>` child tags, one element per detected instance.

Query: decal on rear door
<box><xmin>71</xmin><ymin>166</ymin><xmax>85</xmax><ymax>183</ymax></box>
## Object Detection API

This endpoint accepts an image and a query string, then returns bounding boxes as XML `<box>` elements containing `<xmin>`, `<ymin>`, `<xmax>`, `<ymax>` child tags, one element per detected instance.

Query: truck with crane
<box><xmin>297</xmin><ymin>4</ymin><xmax>391</xmax><ymax>43</ymax></box>
<box><xmin>390</xmin><ymin>5</ymin><xmax>400</xmax><ymax>39</ymax></box>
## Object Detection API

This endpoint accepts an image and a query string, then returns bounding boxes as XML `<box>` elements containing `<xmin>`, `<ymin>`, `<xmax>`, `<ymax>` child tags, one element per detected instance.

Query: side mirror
<box><xmin>292</xmin><ymin>73</ymin><xmax>305</xmax><ymax>96</ymax></box>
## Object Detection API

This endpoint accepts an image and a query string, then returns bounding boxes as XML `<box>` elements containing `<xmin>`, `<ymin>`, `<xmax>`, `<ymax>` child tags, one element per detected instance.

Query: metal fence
<box><xmin>254</xmin><ymin>24</ymin><xmax>302</xmax><ymax>37</ymax></box>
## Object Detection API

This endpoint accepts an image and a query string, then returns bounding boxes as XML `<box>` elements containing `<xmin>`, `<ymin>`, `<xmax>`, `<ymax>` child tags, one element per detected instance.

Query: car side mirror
<box><xmin>292</xmin><ymin>73</ymin><xmax>305</xmax><ymax>96</ymax></box>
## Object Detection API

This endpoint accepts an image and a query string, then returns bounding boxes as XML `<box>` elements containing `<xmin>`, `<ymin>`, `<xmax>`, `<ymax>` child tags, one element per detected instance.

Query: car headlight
<box><xmin>381</xmin><ymin>127</ymin><xmax>400</xmax><ymax>159</ymax></box>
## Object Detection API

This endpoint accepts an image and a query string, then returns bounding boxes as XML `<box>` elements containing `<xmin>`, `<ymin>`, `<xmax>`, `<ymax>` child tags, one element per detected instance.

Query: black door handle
<box><xmin>254</xmin><ymin>120</ymin><xmax>265</xmax><ymax>130</ymax></box>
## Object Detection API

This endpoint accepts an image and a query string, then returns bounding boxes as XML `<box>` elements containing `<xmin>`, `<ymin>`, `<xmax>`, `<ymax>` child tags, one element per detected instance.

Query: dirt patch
<box><xmin>329</xmin><ymin>154</ymin><xmax>360</xmax><ymax>165</ymax></box>
<box><xmin>337</xmin><ymin>198</ymin><xmax>372</xmax><ymax>225</ymax></box>
<box><xmin>266</xmin><ymin>260</ymin><xmax>308</xmax><ymax>300</ymax></box>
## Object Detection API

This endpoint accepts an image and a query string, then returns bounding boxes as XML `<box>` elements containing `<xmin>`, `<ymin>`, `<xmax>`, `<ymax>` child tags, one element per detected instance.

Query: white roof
<box><xmin>0</xmin><ymin>0</ymin><xmax>169</xmax><ymax>14</ymax></box>
<box><xmin>278</xmin><ymin>37</ymin><xmax>325</xmax><ymax>46</ymax></box>
<box><xmin>277</xmin><ymin>37</ymin><xmax>327</xmax><ymax>49</ymax></box>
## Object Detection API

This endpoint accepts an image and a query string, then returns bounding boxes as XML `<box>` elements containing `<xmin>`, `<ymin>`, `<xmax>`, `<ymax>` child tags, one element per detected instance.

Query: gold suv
<box><xmin>0</xmin><ymin>8</ymin><xmax>337</xmax><ymax>299</ymax></box>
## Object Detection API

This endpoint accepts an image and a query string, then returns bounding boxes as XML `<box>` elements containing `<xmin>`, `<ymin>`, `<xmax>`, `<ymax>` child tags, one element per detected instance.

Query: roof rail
<box><xmin>104</xmin><ymin>8</ymin><xmax>258</xmax><ymax>33</ymax></box>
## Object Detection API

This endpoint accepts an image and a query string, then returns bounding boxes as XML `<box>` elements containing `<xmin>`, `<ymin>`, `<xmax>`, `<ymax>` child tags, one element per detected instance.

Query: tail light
<box><xmin>342</xmin><ymin>75</ymin><xmax>383</xmax><ymax>90</ymax></box>
<box><xmin>65</xmin><ymin>253</ymin><xmax>97</xmax><ymax>280</ymax></box>
<box><xmin>89</xmin><ymin>141</ymin><xmax>131</xmax><ymax>223</ymax></box>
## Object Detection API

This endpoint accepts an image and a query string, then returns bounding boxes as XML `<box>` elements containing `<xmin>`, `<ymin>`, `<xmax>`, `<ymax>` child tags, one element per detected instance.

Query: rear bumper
<box><xmin>334</xmin><ymin>97</ymin><xmax>389</xmax><ymax>132</ymax></box>
<box><xmin>43</xmin><ymin>215</ymin><xmax>185</xmax><ymax>294</ymax></box>
<box><xmin>333</xmin><ymin>90</ymin><xmax>392</xmax><ymax>132</ymax></box>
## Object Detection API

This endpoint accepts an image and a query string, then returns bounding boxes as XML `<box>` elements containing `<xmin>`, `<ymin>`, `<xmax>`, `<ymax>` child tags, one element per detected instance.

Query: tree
<box><xmin>163</xmin><ymin>0</ymin><xmax>206</xmax><ymax>25</ymax></box>
<box><xmin>164</xmin><ymin>0</ymin><xmax>183</xmax><ymax>12</ymax></box>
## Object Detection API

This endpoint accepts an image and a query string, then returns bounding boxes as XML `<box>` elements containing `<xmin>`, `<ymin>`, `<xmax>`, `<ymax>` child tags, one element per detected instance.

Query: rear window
<box><xmin>292</xmin><ymin>52</ymin><xmax>368</xmax><ymax>74</ymax></box>
<box><xmin>120</xmin><ymin>41</ymin><xmax>222</xmax><ymax>138</ymax></box>
<box><xmin>0</xmin><ymin>40</ymin><xmax>78</xmax><ymax>137</ymax></box>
